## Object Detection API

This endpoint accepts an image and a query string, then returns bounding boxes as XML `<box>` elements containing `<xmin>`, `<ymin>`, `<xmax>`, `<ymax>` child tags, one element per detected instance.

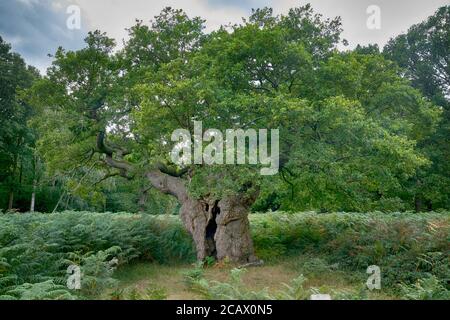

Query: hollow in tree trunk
<box><xmin>179</xmin><ymin>196</ymin><xmax>259</xmax><ymax>263</ymax></box>
<box><xmin>145</xmin><ymin>170</ymin><xmax>259</xmax><ymax>263</ymax></box>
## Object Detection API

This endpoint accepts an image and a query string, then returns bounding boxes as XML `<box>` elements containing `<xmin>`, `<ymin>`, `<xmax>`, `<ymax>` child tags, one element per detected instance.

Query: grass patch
<box><xmin>107</xmin><ymin>254</ymin><xmax>397</xmax><ymax>300</ymax></box>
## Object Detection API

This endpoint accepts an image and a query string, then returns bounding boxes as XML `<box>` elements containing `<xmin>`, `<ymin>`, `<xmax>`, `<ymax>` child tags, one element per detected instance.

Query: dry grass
<box><xmin>105</xmin><ymin>255</ymin><xmax>396</xmax><ymax>300</ymax></box>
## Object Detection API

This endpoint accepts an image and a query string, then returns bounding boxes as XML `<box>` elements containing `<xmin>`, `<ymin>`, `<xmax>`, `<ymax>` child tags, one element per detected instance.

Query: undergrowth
<box><xmin>0</xmin><ymin>211</ymin><xmax>448</xmax><ymax>299</ymax></box>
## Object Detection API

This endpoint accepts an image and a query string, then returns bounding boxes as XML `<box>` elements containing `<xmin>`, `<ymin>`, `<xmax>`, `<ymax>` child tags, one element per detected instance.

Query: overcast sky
<box><xmin>1</xmin><ymin>0</ymin><xmax>448</xmax><ymax>73</ymax></box>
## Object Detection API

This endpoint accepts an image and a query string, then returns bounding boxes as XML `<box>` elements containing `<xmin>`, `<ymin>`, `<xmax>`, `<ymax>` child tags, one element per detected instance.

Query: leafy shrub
<box><xmin>250</xmin><ymin>212</ymin><xmax>449</xmax><ymax>290</ymax></box>
<box><xmin>115</xmin><ymin>285</ymin><xmax>168</xmax><ymax>300</ymax></box>
<box><xmin>292</xmin><ymin>256</ymin><xmax>332</xmax><ymax>276</ymax></box>
<box><xmin>0</xmin><ymin>280</ymin><xmax>77</xmax><ymax>300</ymax></box>
<box><xmin>185</xmin><ymin>267</ymin><xmax>317</xmax><ymax>300</ymax></box>
<box><xmin>0</xmin><ymin>210</ymin><xmax>448</xmax><ymax>299</ymax></box>
<box><xmin>399</xmin><ymin>276</ymin><xmax>450</xmax><ymax>300</ymax></box>
<box><xmin>144</xmin><ymin>286</ymin><xmax>168</xmax><ymax>300</ymax></box>
<box><xmin>64</xmin><ymin>247</ymin><xmax>121</xmax><ymax>296</ymax></box>
<box><xmin>274</xmin><ymin>275</ymin><xmax>310</xmax><ymax>300</ymax></box>
<box><xmin>0</xmin><ymin>211</ymin><xmax>195</xmax><ymax>298</ymax></box>
<box><xmin>186</xmin><ymin>267</ymin><xmax>274</xmax><ymax>300</ymax></box>
<box><xmin>182</xmin><ymin>261</ymin><xmax>205</xmax><ymax>290</ymax></box>
<box><xmin>330</xmin><ymin>287</ymin><xmax>369</xmax><ymax>300</ymax></box>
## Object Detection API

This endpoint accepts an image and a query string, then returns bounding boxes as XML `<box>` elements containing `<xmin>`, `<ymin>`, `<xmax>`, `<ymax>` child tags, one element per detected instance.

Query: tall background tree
<box><xmin>384</xmin><ymin>5</ymin><xmax>450</xmax><ymax>210</ymax></box>
<box><xmin>0</xmin><ymin>36</ymin><xmax>39</xmax><ymax>211</ymax></box>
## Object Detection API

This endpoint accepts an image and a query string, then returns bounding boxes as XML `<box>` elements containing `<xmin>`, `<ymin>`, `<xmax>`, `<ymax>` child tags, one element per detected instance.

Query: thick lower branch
<box><xmin>155</xmin><ymin>162</ymin><xmax>190</xmax><ymax>177</ymax></box>
<box><xmin>97</xmin><ymin>131</ymin><xmax>133</xmax><ymax>179</ymax></box>
<box><xmin>145</xmin><ymin>170</ymin><xmax>188</xmax><ymax>202</ymax></box>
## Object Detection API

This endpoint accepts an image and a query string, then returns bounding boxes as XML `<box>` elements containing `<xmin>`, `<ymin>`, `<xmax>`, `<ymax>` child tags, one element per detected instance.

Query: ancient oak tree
<box><xmin>29</xmin><ymin>7</ymin><xmax>439</xmax><ymax>262</ymax></box>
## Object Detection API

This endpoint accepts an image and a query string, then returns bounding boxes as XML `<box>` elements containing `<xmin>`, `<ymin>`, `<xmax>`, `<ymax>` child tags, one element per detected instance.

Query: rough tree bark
<box><xmin>97</xmin><ymin>131</ymin><xmax>259</xmax><ymax>263</ymax></box>
<box><xmin>146</xmin><ymin>171</ymin><xmax>259</xmax><ymax>263</ymax></box>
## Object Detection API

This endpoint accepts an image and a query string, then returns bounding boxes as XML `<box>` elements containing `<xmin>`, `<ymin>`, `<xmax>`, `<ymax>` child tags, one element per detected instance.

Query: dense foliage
<box><xmin>251</xmin><ymin>212</ymin><xmax>449</xmax><ymax>289</ymax></box>
<box><xmin>0</xmin><ymin>37</ymin><xmax>40</xmax><ymax>211</ymax></box>
<box><xmin>4</xmin><ymin>4</ymin><xmax>444</xmax><ymax>213</ymax></box>
<box><xmin>383</xmin><ymin>5</ymin><xmax>450</xmax><ymax>211</ymax></box>
<box><xmin>0</xmin><ymin>211</ymin><xmax>448</xmax><ymax>299</ymax></box>
<box><xmin>0</xmin><ymin>211</ymin><xmax>194</xmax><ymax>299</ymax></box>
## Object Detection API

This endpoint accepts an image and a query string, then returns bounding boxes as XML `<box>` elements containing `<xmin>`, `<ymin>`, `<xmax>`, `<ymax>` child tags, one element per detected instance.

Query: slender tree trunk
<box><xmin>64</xmin><ymin>194</ymin><xmax>71</xmax><ymax>209</ymax></box>
<box><xmin>8</xmin><ymin>191</ymin><xmax>14</xmax><ymax>211</ymax></box>
<box><xmin>30</xmin><ymin>179</ymin><xmax>37</xmax><ymax>212</ymax></box>
<box><xmin>8</xmin><ymin>150</ymin><xmax>19</xmax><ymax>211</ymax></box>
<box><xmin>52</xmin><ymin>163</ymin><xmax>96</xmax><ymax>213</ymax></box>
<box><xmin>414</xmin><ymin>179</ymin><xmax>423</xmax><ymax>212</ymax></box>
<box><xmin>19</xmin><ymin>157</ymin><xmax>23</xmax><ymax>184</ymax></box>
<box><xmin>52</xmin><ymin>192</ymin><xmax>66</xmax><ymax>213</ymax></box>
<box><xmin>415</xmin><ymin>196</ymin><xmax>423</xmax><ymax>212</ymax></box>
<box><xmin>30</xmin><ymin>154</ymin><xmax>37</xmax><ymax>212</ymax></box>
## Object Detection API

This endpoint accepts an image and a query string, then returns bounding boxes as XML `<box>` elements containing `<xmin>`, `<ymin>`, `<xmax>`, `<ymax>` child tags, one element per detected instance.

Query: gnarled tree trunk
<box><xmin>146</xmin><ymin>171</ymin><xmax>259</xmax><ymax>263</ymax></box>
<box><xmin>181</xmin><ymin>196</ymin><xmax>258</xmax><ymax>263</ymax></box>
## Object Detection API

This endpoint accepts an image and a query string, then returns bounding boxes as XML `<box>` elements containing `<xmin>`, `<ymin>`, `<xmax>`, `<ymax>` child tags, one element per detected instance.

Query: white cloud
<box><xmin>73</xmin><ymin>0</ymin><xmax>450</xmax><ymax>50</ymax></box>
<box><xmin>73</xmin><ymin>0</ymin><xmax>252</xmax><ymax>48</ymax></box>
<box><xmin>1</xmin><ymin>0</ymin><xmax>449</xmax><ymax>72</ymax></box>
<box><xmin>0</xmin><ymin>0</ymin><xmax>87</xmax><ymax>73</ymax></box>
<box><xmin>274</xmin><ymin>0</ymin><xmax>450</xmax><ymax>49</ymax></box>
